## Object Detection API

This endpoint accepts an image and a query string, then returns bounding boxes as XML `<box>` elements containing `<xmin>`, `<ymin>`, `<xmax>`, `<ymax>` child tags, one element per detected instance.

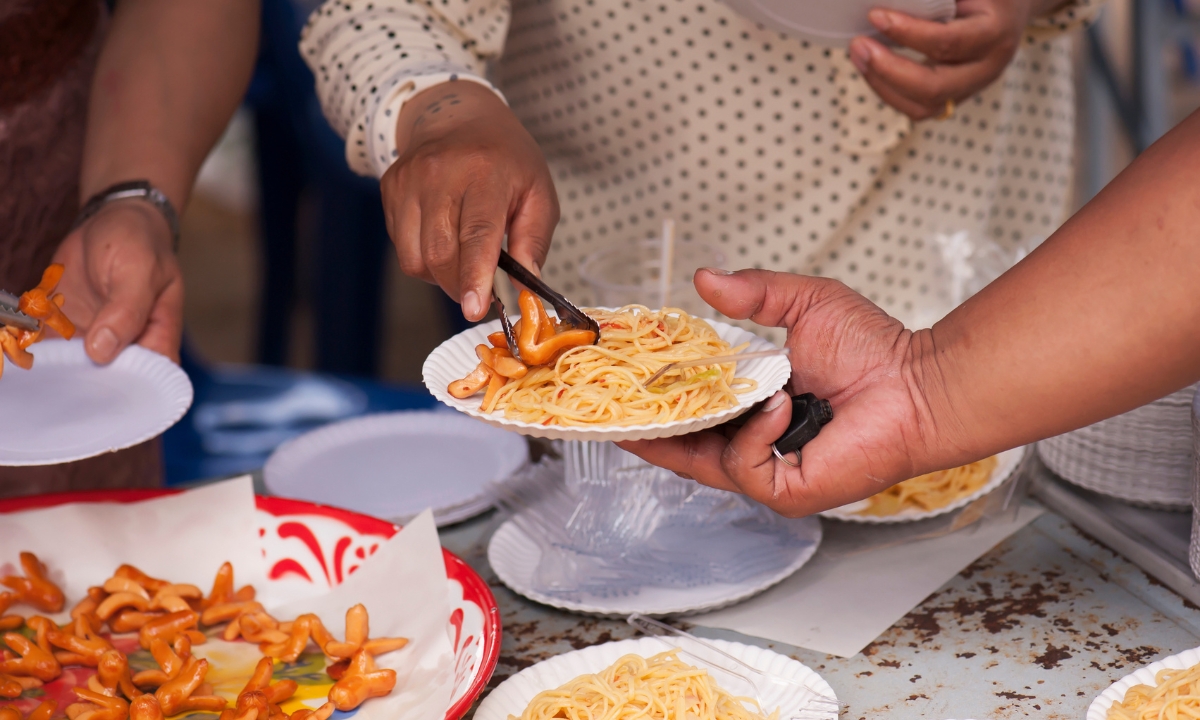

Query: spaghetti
<box><xmin>1107</xmin><ymin>662</ymin><xmax>1200</xmax><ymax>720</ymax></box>
<box><xmin>449</xmin><ymin>294</ymin><xmax>757</xmax><ymax>427</ymax></box>
<box><xmin>512</xmin><ymin>650</ymin><xmax>777</xmax><ymax>720</ymax></box>
<box><xmin>857</xmin><ymin>456</ymin><xmax>999</xmax><ymax>516</ymax></box>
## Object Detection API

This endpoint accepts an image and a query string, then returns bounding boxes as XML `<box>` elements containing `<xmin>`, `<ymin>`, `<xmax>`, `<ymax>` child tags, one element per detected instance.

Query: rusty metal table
<box><xmin>439</xmin><ymin>506</ymin><xmax>1200</xmax><ymax>719</ymax></box>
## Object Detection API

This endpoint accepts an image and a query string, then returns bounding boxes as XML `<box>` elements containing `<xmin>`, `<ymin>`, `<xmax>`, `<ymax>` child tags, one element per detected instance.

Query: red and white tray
<box><xmin>0</xmin><ymin>489</ymin><xmax>502</xmax><ymax>720</ymax></box>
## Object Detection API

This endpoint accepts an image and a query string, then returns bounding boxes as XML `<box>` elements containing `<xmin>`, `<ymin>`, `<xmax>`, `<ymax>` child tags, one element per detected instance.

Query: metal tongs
<box><xmin>0</xmin><ymin>290</ymin><xmax>38</xmax><ymax>332</ymax></box>
<box><xmin>627</xmin><ymin>614</ymin><xmax>841</xmax><ymax>720</ymax></box>
<box><xmin>493</xmin><ymin>250</ymin><xmax>600</xmax><ymax>363</ymax></box>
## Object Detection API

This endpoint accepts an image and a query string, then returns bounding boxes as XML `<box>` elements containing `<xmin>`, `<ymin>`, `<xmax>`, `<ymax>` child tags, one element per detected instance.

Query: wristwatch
<box><xmin>75</xmin><ymin>180</ymin><xmax>181</xmax><ymax>252</ymax></box>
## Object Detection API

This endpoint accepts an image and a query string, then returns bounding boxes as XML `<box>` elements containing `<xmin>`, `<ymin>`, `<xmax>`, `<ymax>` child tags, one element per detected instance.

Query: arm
<box><xmin>621</xmin><ymin>108</ymin><xmax>1200</xmax><ymax>517</ymax></box>
<box><xmin>302</xmin><ymin>0</ymin><xmax>556</xmax><ymax>322</ymax></box>
<box><xmin>55</xmin><ymin>0</ymin><xmax>260</xmax><ymax>363</ymax></box>
<box><xmin>848</xmin><ymin>0</ymin><xmax>1102</xmax><ymax>120</ymax></box>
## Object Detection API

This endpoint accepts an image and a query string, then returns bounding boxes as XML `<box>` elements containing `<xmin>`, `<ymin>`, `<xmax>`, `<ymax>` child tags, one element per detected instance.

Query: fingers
<box><xmin>867</xmin><ymin>8</ymin><xmax>998</xmax><ymax>63</ymax></box>
<box><xmin>86</xmin><ymin>263</ymin><xmax>160</xmax><ymax>365</ymax></box>
<box><xmin>616</xmin><ymin>435</ymin><xmax>743</xmax><ymax>494</ymax></box>
<box><xmin>506</xmin><ymin>179</ymin><xmax>560</xmax><ymax>281</ymax></box>
<box><xmin>420</xmin><ymin>194</ymin><xmax>465</xmax><ymax>300</ymax></box>
<box><xmin>849</xmin><ymin>37</ymin><xmax>991</xmax><ymax>118</ymax></box>
<box><xmin>134</xmin><ymin>276</ymin><xmax>184</xmax><ymax>362</ymax></box>
<box><xmin>456</xmin><ymin>180</ymin><xmax>509</xmax><ymax>322</ymax></box>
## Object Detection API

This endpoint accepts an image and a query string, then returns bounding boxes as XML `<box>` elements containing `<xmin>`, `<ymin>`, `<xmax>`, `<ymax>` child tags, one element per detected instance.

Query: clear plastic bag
<box><xmin>489</xmin><ymin>451</ymin><xmax>821</xmax><ymax>601</ymax></box>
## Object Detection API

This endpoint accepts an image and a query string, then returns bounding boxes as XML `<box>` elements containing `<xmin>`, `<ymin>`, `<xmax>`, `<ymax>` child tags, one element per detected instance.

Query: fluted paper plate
<box><xmin>474</xmin><ymin>637</ymin><xmax>838</xmax><ymax>720</ymax></box>
<box><xmin>0</xmin><ymin>339</ymin><xmax>193</xmax><ymax>466</ymax></box>
<box><xmin>1087</xmin><ymin>645</ymin><xmax>1200</xmax><ymax>720</ymax></box>
<box><xmin>423</xmin><ymin>314</ymin><xmax>791</xmax><ymax>442</ymax></box>
<box><xmin>719</xmin><ymin>0</ymin><xmax>955</xmax><ymax>47</ymax></box>
<box><xmin>487</xmin><ymin>515</ymin><xmax>821</xmax><ymax>617</ymax></box>
<box><xmin>819</xmin><ymin>446</ymin><xmax>1026</xmax><ymax>524</ymax></box>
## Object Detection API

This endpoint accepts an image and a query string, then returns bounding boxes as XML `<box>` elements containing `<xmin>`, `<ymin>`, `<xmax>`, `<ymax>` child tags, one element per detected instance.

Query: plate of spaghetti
<box><xmin>819</xmin><ymin>446</ymin><xmax>1026</xmax><ymax>524</ymax></box>
<box><xmin>1088</xmin><ymin>644</ymin><xmax>1200</xmax><ymax>720</ymax></box>
<box><xmin>473</xmin><ymin>637</ymin><xmax>837</xmax><ymax>720</ymax></box>
<box><xmin>422</xmin><ymin>294</ymin><xmax>792</xmax><ymax>442</ymax></box>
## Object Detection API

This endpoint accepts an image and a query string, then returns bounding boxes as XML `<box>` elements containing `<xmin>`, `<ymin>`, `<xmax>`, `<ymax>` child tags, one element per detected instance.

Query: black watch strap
<box><xmin>75</xmin><ymin>180</ymin><xmax>181</xmax><ymax>252</ymax></box>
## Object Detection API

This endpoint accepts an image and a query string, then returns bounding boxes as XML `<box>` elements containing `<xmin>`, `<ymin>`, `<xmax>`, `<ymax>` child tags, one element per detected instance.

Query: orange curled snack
<box><xmin>486</xmin><ymin>331</ymin><xmax>508</xmax><ymax>349</ymax></box>
<box><xmin>200</xmin><ymin>601</ymin><xmax>261</xmax><ymax>626</ymax></box>
<box><xmin>328</xmin><ymin>649</ymin><xmax>396</xmax><ymax>711</ymax></box>
<box><xmin>0</xmin><ymin>707</ymin><xmax>18</xmax><ymax>720</ymax></box>
<box><xmin>113</xmin><ymin>565</ymin><xmax>169</xmax><ymax>594</ymax></box>
<box><xmin>288</xmin><ymin>702</ymin><xmax>334</xmax><ymax>720</ymax></box>
<box><xmin>96</xmin><ymin>649</ymin><xmax>142</xmax><ymax>699</ymax></box>
<box><xmin>0</xmin><ymin>672</ymin><xmax>22</xmax><ymax>698</ymax></box>
<box><xmin>322</xmin><ymin>604</ymin><xmax>407</xmax><ymax>660</ymax></box>
<box><xmin>129</xmin><ymin>695</ymin><xmax>164</xmax><ymax>720</ymax></box>
<box><xmin>18</xmin><ymin>264</ymin><xmax>74</xmax><ymax>340</ymax></box>
<box><xmin>46</xmin><ymin>619</ymin><xmax>112</xmax><ymax>667</ymax></box>
<box><xmin>481</xmin><ymin>370</ymin><xmax>506</xmax><ymax>411</ymax></box>
<box><xmin>475</xmin><ymin>344</ymin><xmax>527</xmax><ymax>379</ymax></box>
<box><xmin>1</xmin><ymin>631</ymin><xmax>62</xmax><ymax>681</ymax></box>
<box><xmin>515</xmin><ymin>290</ymin><xmax>595</xmax><ymax>365</ymax></box>
<box><xmin>201</xmin><ymin>563</ymin><xmax>235</xmax><ymax>610</ymax></box>
<box><xmin>71</xmin><ymin>687</ymin><xmax>129</xmax><ymax>720</ymax></box>
<box><xmin>27</xmin><ymin>701</ymin><xmax>56</xmax><ymax>720</ymax></box>
<box><xmin>138</xmin><ymin>610</ymin><xmax>197</xmax><ymax>650</ymax></box>
<box><xmin>155</xmin><ymin>656</ymin><xmax>216</xmax><ymax>715</ymax></box>
<box><xmin>97</xmin><ymin>592</ymin><xmax>151</xmax><ymax>620</ymax></box>
<box><xmin>260</xmin><ymin>614</ymin><xmax>328</xmax><ymax>663</ymax></box>
<box><xmin>447</xmin><ymin>362</ymin><xmax>492</xmax><ymax>399</ymax></box>
<box><xmin>0</xmin><ymin>331</ymin><xmax>33</xmax><ymax>371</ymax></box>
<box><xmin>241</xmin><ymin>657</ymin><xmax>297</xmax><ymax>706</ymax></box>
<box><xmin>102</xmin><ymin>577</ymin><xmax>149</xmax><ymax>599</ymax></box>
<box><xmin>2</xmin><ymin>553</ymin><xmax>66</xmax><ymax>613</ymax></box>
<box><xmin>110</xmin><ymin>611</ymin><xmax>163</xmax><ymax>634</ymax></box>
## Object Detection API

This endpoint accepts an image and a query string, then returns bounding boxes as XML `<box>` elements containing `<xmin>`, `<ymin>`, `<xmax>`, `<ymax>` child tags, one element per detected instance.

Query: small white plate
<box><xmin>719</xmin><ymin>0</ymin><xmax>954</xmax><ymax>47</ymax></box>
<box><xmin>1087</xmin><ymin>644</ymin><xmax>1200</xmax><ymax>720</ymax></box>
<box><xmin>0</xmin><ymin>340</ymin><xmax>192</xmax><ymax>466</ymax></box>
<box><xmin>819</xmin><ymin>446</ymin><xmax>1026</xmax><ymax>524</ymax></box>
<box><xmin>487</xmin><ymin>515</ymin><xmax>820</xmax><ymax>616</ymax></box>
<box><xmin>264</xmin><ymin>411</ymin><xmax>528</xmax><ymax>526</ymax></box>
<box><xmin>423</xmin><ymin>314</ymin><xmax>791</xmax><ymax>442</ymax></box>
<box><xmin>475</xmin><ymin>637</ymin><xmax>837</xmax><ymax>720</ymax></box>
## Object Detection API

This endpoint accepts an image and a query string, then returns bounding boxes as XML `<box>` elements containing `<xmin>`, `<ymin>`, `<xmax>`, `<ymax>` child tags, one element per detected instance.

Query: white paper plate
<box><xmin>264</xmin><ymin>411</ymin><xmax>528</xmax><ymax>526</ymax></box>
<box><xmin>719</xmin><ymin>0</ymin><xmax>954</xmax><ymax>47</ymax></box>
<box><xmin>0</xmin><ymin>340</ymin><xmax>192</xmax><ymax>466</ymax></box>
<box><xmin>1087</xmin><ymin>645</ymin><xmax>1200</xmax><ymax>720</ymax></box>
<box><xmin>487</xmin><ymin>515</ymin><xmax>820</xmax><ymax>616</ymax></box>
<box><xmin>423</xmin><ymin>314</ymin><xmax>792</xmax><ymax>442</ymax></box>
<box><xmin>819</xmin><ymin>446</ymin><xmax>1026</xmax><ymax>524</ymax></box>
<box><xmin>475</xmin><ymin>637</ymin><xmax>837</xmax><ymax>720</ymax></box>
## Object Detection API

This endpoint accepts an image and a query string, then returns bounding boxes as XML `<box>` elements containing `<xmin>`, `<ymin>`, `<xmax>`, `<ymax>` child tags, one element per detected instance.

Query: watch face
<box><xmin>718</xmin><ymin>0</ymin><xmax>954</xmax><ymax>46</ymax></box>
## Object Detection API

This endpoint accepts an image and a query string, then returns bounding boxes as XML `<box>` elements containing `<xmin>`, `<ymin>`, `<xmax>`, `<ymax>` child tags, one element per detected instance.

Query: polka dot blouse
<box><xmin>301</xmin><ymin>0</ymin><xmax>1102</xmax><ymax>334</ymax></box>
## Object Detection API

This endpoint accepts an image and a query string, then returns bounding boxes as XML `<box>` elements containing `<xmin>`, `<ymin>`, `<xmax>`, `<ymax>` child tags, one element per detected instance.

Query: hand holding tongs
<box><xmin>0</xmin><ymin>290</ymin><xmax>39</xmax><ymax>333</ymax></box>
<box><xmin>493</xmin><ymin>250</ymin><xmax>600</xmax><ymax>362</ymax></box>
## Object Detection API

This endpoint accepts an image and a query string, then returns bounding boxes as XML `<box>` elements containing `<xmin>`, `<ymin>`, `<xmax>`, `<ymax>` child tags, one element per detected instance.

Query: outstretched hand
<box><xmin>619</xmin><ymin>269</ymin><xmax>951</xmax><ymax>517</ymax></box>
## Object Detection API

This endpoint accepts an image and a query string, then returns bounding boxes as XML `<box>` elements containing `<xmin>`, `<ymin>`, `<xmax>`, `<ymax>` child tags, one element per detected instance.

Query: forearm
<box><xmin>81</xmin><ymin>0</ymin><xmax>260</xmax><ymax>208</ymax></box>
<box><xmin>916</xmin><ymin>109</ymin><xmax>1200</xmax><ymax>467</ymax></box>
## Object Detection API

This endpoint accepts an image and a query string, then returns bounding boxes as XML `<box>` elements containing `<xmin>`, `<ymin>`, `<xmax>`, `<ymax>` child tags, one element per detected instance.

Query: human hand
<box><xmin>381</xmin><ymin>81</ymin><xmax>559</xmax><ymax>322</ymax></box>
<box><xmin>51</xmin><ymin>200</ymin><xmax>184</xmax><ymax>364</ymax></box>
<box><xmin>848</xmin><ymin>0</ymin><xmax>1044</xmax><ymax>120</ymax></box>
<box><xmin>618</xmin><ymin>269</ymin><xmax>958</xmax><ymax>517</ymax></box>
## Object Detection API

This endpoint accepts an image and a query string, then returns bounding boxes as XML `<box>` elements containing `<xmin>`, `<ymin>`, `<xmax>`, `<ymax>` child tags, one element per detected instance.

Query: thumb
<box><xmin>695</xmin><ymin>268</ymin><xmax>838</xmax><ymax>329</ymax></box>
<box><xmin>85</xmin><ymin>277</ymin><xmax>157</xmax><ymax>365</ymax></box>
<box><xmin>506</xmin><ymin>182</ymin><xmax>559</xmax><ymax>278</ymax></box>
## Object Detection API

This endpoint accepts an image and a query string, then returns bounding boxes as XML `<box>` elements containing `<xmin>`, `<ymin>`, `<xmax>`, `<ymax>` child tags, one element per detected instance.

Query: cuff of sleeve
<box><xmin>1028</xmin><ymin>0</ymin><xmax>1103</xmax><ymax>35</ymax></box>
<box><xmin>345</xmin><ymin>70</ymin><xmax>507</xmax><ymax>178</ymax></box>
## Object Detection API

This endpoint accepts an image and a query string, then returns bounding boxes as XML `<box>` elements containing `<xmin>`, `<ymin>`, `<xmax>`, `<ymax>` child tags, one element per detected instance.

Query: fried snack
<box><xmin>322</xmin><ymin>605</ymin><xmax>407</xmax><ymax>659</ymax></box>
<box><xmin>241</xmin><ymin>658</ymin><xmax>297</xmax><ymax>706</ymax></box>
<box><xmin>260</xmin><ymin>615</ymin><xmax>332</xmax><ymax>664</ymax></box>
<box><xmin>0</xmin><ymin>332</ymin><xmax>33</xmax><ymax>373</ymax></box>
<box><xmin>18</xmin><ymin>264</ymin><xmax>74</xmax><ymax>340</ymax></box>
<box><xmin>476</xmin><ymin>345</ymin><xmax>527</xmax><ymax>379</ymax></box>
<box><xmin>47</xmin><ymin>618</ymin><xmax>114</xmax><ymax>667</ymax></box>
<box><xmin>92</xmin><ymin>649</ymin><xmax>141</xmax><ymax>699</ymax></box>
<box><xmin>448</xmin><ymin>362</ymin><xmax>493</xmax><ymax>399</ymax></box>
<box><xmin>101</xmin><ymin>579</ymin><xmax>148</xmax><ymax>600</ymax></box>
<box><xmin>148</xmin><ymin>585</ymin><xmax>202</xmax><ymax>614</ymax></box>
<box><xmin>0</xmin><ymin>594</ymin><xmax>20</xmax><ymax>633</ymax></box>
<box><xmin>202</xmin><ymin>563</ymin><xmax>236</xmax><ymax>610</ymax></box>
<box><xmin>112</xmin><ymin>566</ymin><xmax>169</xmax><ymax>595</ymax></box>
<box><xmin>1</xmin><ymin>631</ymin><xmax>62</xmax><ymax>681</ymax></box>
<box><xmin>131</xmin><ymin>639</ymin><xmax>187</xmax><ymax>690</ymax></box>
<box><xmin>67</xmin><ymin>687</ymin><xmax>128</xmax><ymax>720</ymax></box>
<box><xmin>0</xmin><ymin>672</ymin><xmax>23</xmax><ymax>698</ymax></box>
<box><xmin>328</xmin><ymin>649</ymin><xmax>396</xmax><ymax>711</ymax></box>
<box><xmin>1</xmin><ymin>553</ymin><xmax>66</xmax><ymax>613</ymax></box>
<box><xmin>234</xmin><ymin>613</ymin><xmax>289</xmax><ymax>645</ymax></box>
<box><xmin>201</xmin><ymin>601</ymin><xmax>262</xmax><ymax>627</ymax></box>
<box><xmin>137</xmin><ymin>611</ymin><xmax>198</xmax><ymax>650</ymax></box>
<box><xmin>287</xmin><ymin>702</ymin><xmax>334</xmax><ymax>720</ymax></box>
<box><xmin>109</xmin><ymin>612</ymin><xmax>163</xmax><ymax>635</ymax></box>
<box><xmin>0</xmin><ymin>701</ymin><xmax>55</xmax><ymax>720</ymax></box>
<box><xmin>128</xmin><ymin>695</ymin><xmax>163</xmax><ymax>720</ymax></box>
<box><xmin>155</xmin><ymin>656</ymin><xmax>225</xmax><ymax>715</ymax></box>
<box><xmin>96</xmin><ymin>594</ymin><xmax>151</xmax><ymax>621</ymax></box>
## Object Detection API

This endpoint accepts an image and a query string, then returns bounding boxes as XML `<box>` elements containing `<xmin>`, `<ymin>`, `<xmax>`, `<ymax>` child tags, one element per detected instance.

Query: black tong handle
<box><xmin>727</xmin><ymin>392</ymin><xmax>833</xmax><ymax>463</ymax></box>
<box><xmin>497</xmin><ymin>251</ymin><xmax>600</xmax><ymax>335</ymax></box>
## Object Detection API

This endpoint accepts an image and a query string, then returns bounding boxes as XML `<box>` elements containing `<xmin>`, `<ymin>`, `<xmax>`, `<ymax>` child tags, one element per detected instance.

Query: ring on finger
<box><xmin>937</xmin><ymin>98</ymin><xmax>956</xmax><ymax>121</ymax></box>
<box><xmin>772</xmin><ymin>444</ymin><xmax>799</xmax><ymax>467</ymax></box>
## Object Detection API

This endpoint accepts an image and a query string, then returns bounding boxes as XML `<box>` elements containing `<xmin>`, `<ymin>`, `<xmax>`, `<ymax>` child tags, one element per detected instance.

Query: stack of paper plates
<box><xmin>719</xmin><ymin>0</ymin><xmax>955</xmax><ymax>47</ymax></box>
<box><xmin>1037</xmin><ymin>384</ymin><xmax>1198</xmax><ymax>510</ymax></box>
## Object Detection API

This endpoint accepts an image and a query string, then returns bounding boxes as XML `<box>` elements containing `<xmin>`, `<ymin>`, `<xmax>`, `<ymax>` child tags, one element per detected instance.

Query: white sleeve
<box><xmin>300</xmin><ymin>0</ymin><xmax>511</xmax><ymax>177</ymax></box>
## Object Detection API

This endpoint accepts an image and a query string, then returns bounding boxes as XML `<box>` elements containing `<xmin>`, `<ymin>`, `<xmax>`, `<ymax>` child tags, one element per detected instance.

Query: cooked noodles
<box><xmin>485</xmin><ymin>305</ymin><xmax>757</xmax><ymax>427</ymax></box>
<box><xmin>1107</xmin><ymin>662</ymin><xmax>1200</xmax><ymax>720</ymax></box>
<box><xmin>857</xmin><ymin>456</ymin><xmax>999</xmax><ymax>516</ymax></box>
<box><xmin>512</xmin><ymin>650</ymin><xmax>777</xmax><ymax>720</ymax></box>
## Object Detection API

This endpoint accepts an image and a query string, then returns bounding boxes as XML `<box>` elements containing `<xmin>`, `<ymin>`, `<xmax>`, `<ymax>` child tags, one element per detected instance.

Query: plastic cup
<box><xmin>578</xmin><ymin>239</ymin><xmax>726</xmax><ymax>317</ymax></box>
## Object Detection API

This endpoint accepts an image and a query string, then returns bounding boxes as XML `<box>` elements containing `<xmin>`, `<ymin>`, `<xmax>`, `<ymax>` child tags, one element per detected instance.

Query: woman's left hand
<box><xmin>848</xmin><ymin>0</ymin><xmax>1050</xmax><ymax>120</ymax></box>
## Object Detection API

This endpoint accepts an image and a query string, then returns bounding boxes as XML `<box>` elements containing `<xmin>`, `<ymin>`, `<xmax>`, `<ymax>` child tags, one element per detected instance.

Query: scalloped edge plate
<box><xmin>423</xmin><ymin>313</ymin><xmax>791</xmax><ymax>442</ymax></box>
<box><xmin>1087</xmin><ymin>644</ymin><xmax>1200</xmax><ymax>720</ymax></box>
<box><xmin>819</xmin><ymin>446</ymin><xmax>1026</xmax><ymax>524</ymax></box>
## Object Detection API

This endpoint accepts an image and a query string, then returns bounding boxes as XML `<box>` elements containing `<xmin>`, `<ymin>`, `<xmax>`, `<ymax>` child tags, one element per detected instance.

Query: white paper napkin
<box><xmin>694</xmin><ymin>503</ymin><xmax>1044</xmax><ymax>657</ymax></box>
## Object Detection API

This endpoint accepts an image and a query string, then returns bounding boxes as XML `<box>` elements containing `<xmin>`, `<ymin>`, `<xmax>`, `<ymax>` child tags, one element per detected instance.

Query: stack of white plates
<box><xmin>1038</xmin><ymin>384</ymin><xmax>1198</xmax><ymax>510</ymax></box>
<box><xmin>1190</xmin><ymin>387</ymin><xmax>1199</xmax><ymax>580</ymax></box>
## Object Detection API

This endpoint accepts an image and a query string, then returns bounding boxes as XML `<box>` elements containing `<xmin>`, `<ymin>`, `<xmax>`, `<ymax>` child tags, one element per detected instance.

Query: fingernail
<box><xmin>89</xmin><ymin>327</ymin><xmax>119</xmax><ymax>361</ymax></box>
<box><xmin>675</xmin><ymin>472</ymin><xmax>693</xmax><ymax>480</ymax></box>
<box><xmin>849</xmin><ymin>40</ymin><xmax>872</xmax><ymax>74</ymax></box>
<box><xmin>867</xmin><ymin>8</ymin><xmax>892</xmax><ymax>31</ymax></box>
<box><xmin>700</xmin><ymin>267</ymin><xmax>735</xmax><ymax>276</ymax></box>
<box><xmin>462</xmin><ymin>290</ymin><xmax>482</xmax><ymax>320</ymax></box>
<box><xmin>764</xmin><ymin>391</ymin><xmax>789</xmax><ymax>413</ymax></box>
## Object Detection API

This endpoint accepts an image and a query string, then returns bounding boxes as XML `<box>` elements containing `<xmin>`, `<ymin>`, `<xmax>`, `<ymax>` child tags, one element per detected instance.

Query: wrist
<box><xmin>76</xmin><ymin>180</ymin><xmax>180</xmax><ymax>252</ymax></box>
<box><xmin>901</xmin><ymin>327</ymin><xmax>974</xmax><ymax>474</ymax></box>
<box><xmin>79</xmin><ymin>200</ymin><xmax>175</xmax><ymax>256</ymax></box>
<box><xmin>394</xmin><ymin>81</ymin><xmax>512</xmax><ymax>156</ymax></box>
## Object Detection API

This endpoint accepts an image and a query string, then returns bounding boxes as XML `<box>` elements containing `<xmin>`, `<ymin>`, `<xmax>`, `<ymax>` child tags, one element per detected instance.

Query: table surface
<box><xmin>440</xmin><ymin>506</ymin><xmax>1200</xmax><ymax>719</ymax></box>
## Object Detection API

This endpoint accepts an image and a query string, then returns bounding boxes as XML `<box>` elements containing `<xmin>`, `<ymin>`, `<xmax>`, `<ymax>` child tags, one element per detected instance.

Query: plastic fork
<box><xmin>627</xmin><ymin>613</ymin><xmax>841</xmax><ymax>720</ymax></box>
